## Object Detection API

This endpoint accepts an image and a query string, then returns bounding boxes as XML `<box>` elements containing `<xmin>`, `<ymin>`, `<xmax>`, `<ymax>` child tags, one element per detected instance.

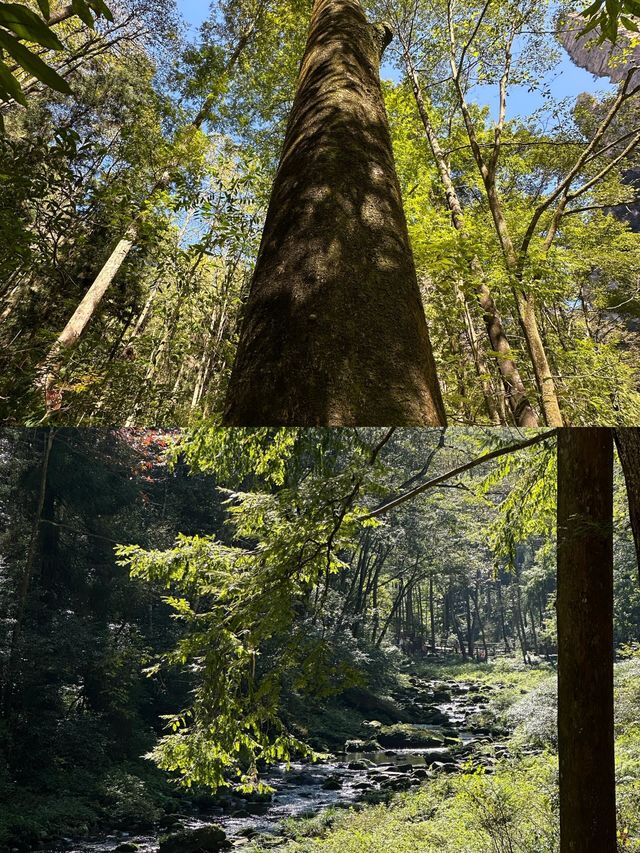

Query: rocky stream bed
<box><xmin>38</xmin><ymin>675</ymin><xmax>527</xmax><ymax>853</ymax></box>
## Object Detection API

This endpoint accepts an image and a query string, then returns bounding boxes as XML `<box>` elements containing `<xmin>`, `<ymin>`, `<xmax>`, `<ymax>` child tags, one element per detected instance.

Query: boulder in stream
<box><xmin>159</xmin><ymin>825</ymin><xmax>229</xmax><ymax>853</ymax></box>
<box><xmin>377</xmin><ymin>724</ymin><xmax>446</xmax><ymax>749</ymax></box>
<box><xmin>348</xmin><ymin>759</ymin><xmax>373</xmax><ymax>770</ymax></box>
<box><xmin>342</xmin><ymin>687</ymin><xmax>410</xmax><ymax>723</ymax></box>
<box><xmin>345</xmin><ymin>738</ymin><xmax>382</xmax><ymax>753</ymax></box>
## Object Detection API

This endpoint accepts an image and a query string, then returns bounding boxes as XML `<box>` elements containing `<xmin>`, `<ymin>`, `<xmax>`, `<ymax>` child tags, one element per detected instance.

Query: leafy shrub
<box><xmin>99</xmin><ymin>769</ymin><xmax>163</xmax><ymax>827</ymax></box>
<box><xmin>507</xmin><ymin>677</ymin><xmax>558</xmax><ymax>750</ymax></box>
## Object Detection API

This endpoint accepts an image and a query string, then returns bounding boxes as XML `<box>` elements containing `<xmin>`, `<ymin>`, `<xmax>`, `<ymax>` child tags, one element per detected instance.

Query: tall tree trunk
<box><xmin>514</xmin><ymin>289</ymin><xmax>564</xmax><ymax>427</ymax></box>
<box><xmin>557</xmin><ymin>428</ymin><xmax>615</xmax><ymax>853</ymax></box>
<box><xmin>449</xmin><ymin>591</ymin><xmax>467</xmax><ymax>658</ymax></box>
<box><xmin>429</xmin><ymin>574</ymin><xmax>436</xmax><ymax>651</ymax></box>
<box><xmin>615</xmin><ymin>428</ymin><xmax>640</xmax><ymax>581</ymax></box>
<box><xmin>483</xmin><ymin>178</ymin><xmax>563</xmax><ymax>426</ymax></box>
<box><xmin>529</xmin><ymin>605</ymin><xmax>539</xmax><ymax>655</ymax></box>
<box><xmin>497</xmin><ymin>580</ymin><xmax>511</xmax><ymax>653</ymax></box>
<box><xmin>444</xmin><ymin>27</ymin><xmax>563</xmax><ymax>426</ymax></box>
<box><xmin>472</xmin><ymin>581</ymin><xmax>488</xmax><ymax>660</ymax></box>
<box><xmin>464</xmin><ymin>587</ymin><xmax>474</xmax><ymax>658</ymax></box>
<box><xmin>224</xmin><ymin>0</ymin><xmax>445</xmax><ymax>426</ymax></box>
<box><xmin>402</xmin><ymin>48</ymin><xmax>537</xmax><ymax>428</ymax></box>
<box><xmin>513</xmin><ymin>562</ymin><xmax>529</xmax><ymax>662</ymax></box>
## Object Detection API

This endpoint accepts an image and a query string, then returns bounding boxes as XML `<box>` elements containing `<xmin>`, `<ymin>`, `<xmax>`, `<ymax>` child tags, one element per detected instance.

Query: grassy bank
<box><xmin>247</xmin><ymin>657</ymin><xmax>640</xmax><ymax>853</ymax></box>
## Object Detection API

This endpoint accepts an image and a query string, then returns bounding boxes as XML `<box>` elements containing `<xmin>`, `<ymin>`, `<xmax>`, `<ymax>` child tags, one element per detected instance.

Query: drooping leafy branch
<box><xmin>115</xmin><ymin>429</ymin><xmax>391</xmax><ymax>789</ymax></box>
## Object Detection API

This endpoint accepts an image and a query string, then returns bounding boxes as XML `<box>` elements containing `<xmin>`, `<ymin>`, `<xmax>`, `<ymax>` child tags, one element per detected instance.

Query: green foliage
<box><xmin>99</xmin><ymin>769</ymin><xmax>164</xmax><ymax>826</ymax></box>
<box><xmin>247</xmin><ymin>757</ymin><xmax>560</xmax><ymax>853</ymax></box>
<box><xmin>116</xmin><ymin>430</ymin><xmax>391</xmax><ymax>789</ymax></box>
<box><xmin>0</xmin><ymin>0</ymin><xmax>112</xmax><ymax>110</ymax></box>
<box><xmin>579</xmin><ymin>0</ymin><xmax>640</xmax><ymax>42</ymax></box>
<box><xmin>507</xmin><ymin>676</ymin><xmax>558</xmax><ymax>749</ymax></box>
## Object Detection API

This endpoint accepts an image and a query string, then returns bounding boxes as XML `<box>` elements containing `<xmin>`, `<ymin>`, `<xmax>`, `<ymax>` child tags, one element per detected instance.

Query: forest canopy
<box><xmin>0</xmin><ymin>0</ymin><xmax>639</xmax><ymax>426</ymax></box>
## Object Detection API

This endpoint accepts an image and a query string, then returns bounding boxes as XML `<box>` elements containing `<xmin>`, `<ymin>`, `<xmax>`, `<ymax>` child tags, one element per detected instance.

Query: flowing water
<box><xmin>39</xmin><ymin>678</ymin><xmax>507</xmax><ymax>853</ymax></box>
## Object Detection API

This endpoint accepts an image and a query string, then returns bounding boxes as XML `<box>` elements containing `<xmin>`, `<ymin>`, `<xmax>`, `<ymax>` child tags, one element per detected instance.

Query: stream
<box><xmin>39</xmin><ymin>676</ymin><xmax>514</xmax><ymax>853</ymax></box>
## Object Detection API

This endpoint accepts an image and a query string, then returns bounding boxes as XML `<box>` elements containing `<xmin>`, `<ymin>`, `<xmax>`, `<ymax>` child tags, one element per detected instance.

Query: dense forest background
<box><xmin>1</xmin><ymin>0</ymin><xmax>639</xmax><ymax>426</ymax></box>
<box><xmin>0</xmin><ymin>427</ymin><xmax>639</xmax><ymax>850</ymax></box>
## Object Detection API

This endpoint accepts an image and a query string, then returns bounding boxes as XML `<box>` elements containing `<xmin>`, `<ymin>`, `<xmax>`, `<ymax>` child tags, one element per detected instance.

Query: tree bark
<box><xmin>224</xmin><ymin>0</ymin><xmax>445</xmax><ymax>426</ymax></box>
<box><xmin>444</xmin><ymin>25</ymin><xmax>563</xmax><ymax>426</ymax></box>
<box><xmin>615</xmin><ymin>428</ymin><xmax>640</xmax><ymax>581</ymax></box>
<box><xmin>429</xmin><ymin>574</ymin><xmax>436</xmax><ymax>651</ymax></box>
<box><xmin>497</xmin><ymin>579</ymin><xmax>511</xmax><ymax>653</ymax></box>
<box><xmin>557</xmin><ymin>428</ymin><xmax>616</xmax><ymax>853</ymax></box>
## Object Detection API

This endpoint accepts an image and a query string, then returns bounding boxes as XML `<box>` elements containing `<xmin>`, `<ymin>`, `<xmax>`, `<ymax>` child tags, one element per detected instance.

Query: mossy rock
<box><xmin>342</xmin><ymin>687</ymin><xmax>409</xmax><ymax>723</ymax></box>
<box><xmin>345</xmin><ymin>738</ymin><xmax>382</xmax><ymax>753</ymax></box>
<box><xmin>377</xmin><ymin>725</ymin><xmax>445</xmax><ymax>749</ymax></box>
<box><xmin>159</xmin><ymin>825</ymin><xmax>229</xmax><ymax>853</ymax></box>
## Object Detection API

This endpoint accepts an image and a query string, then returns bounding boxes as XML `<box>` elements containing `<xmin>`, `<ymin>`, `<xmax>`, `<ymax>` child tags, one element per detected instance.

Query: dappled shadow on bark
<box><xmin>224</xmin><ymin>0</ymin><xmax>445</xmax><ymax>426</ymax></box>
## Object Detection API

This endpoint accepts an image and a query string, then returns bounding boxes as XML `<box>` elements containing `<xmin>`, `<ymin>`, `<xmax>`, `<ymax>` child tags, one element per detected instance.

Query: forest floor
<box><xmin>4</xmin><ymin>656</ymin><xmax>640</xmax><ymax>853</ymax></box>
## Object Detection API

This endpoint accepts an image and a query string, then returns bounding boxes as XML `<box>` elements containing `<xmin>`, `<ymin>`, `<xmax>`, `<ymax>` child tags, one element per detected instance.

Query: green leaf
<box><xmin>87</xmin><ymin>0</ymin><xmax>114</xmax><ymax>22</ymax></box>
<box><xmin>0</xmin><ymin>31</ymin><xmax>71</xmax><ymax>94</ymax></box>
<box><xmin>580</xmin><ymin>0</ymin><xmax>605</xmax><ymax>15</ymax></box>
<box><xmin>620</xmin><ymin>15</ymin><xmax>639</xmax><ymax>29</ymax></box>
<box><xmin>71</xmin><ymin>0</ymin><xmax>94</xmax><ymax>28</ymax></box>
<box><xmin>36</xmin><ymin>0</ymin><xmax>51</xmax><ymax>19</ymax></box>
<box><xmin>0</xmin><ymin>56</ymin><xmax>26</xmax><ymax>105</ymax></box>
<box><xmin>0</xmin><ymin>3</ymin><xmax>64</xmax><ymax>50</ymax></box>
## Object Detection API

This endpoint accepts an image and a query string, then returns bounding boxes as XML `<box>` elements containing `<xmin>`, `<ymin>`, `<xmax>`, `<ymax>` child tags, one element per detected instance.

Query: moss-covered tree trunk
<box><xmin>557</xmin><ymin>428</ymin><xmax>616</xmax><ymax>853</ymax></box>
<box><xmin>224</xmin><ymin>0</ymin><xmax>445</xmax><ymax>425</ymax></box>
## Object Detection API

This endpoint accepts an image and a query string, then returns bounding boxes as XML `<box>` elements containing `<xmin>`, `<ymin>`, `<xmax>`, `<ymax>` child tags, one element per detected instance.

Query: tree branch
<box><xmin>362</xmin><ymin>429</ymin><xmax>559</xmax><ymax>519</ymax></box>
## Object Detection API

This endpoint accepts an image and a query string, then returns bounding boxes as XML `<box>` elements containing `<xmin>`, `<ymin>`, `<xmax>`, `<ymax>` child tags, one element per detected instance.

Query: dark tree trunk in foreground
<box><xmin>615</xmin><ymin>428</ymin><xmax>640</xmax><ymax>580</ymax></box>
<box><xmin>224</xmin><ymin>0</ymin><xmax>445</xmax><ymax>425</ymax></box>
<box><xmin>557</xmin><ymin>428</ymin><xmax>616</xmax><ymax>853</ymax></box>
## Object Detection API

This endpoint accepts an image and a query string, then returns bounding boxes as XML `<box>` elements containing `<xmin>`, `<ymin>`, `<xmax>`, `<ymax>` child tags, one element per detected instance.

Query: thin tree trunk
<box><xmin>512</xmin><ymin>580</ymin><xmax>528</xmax><ymax>663</ymax></box>
<box><xmin>557</xmin><ymin>428</ymin><xmax>616</xmax><ymax>853</ymax></box>
<box><xmin>402</xmin><ymin>48</ymin><xmax>537</xmax><ymax>428</ymax></box>
<box><xmin>482</xmin><ymin>176</ymin><xmax>563</xmax><ymax>426</ymax></box>
<box><xmin>615</xmin><ymin>428</ymin><xmax>640</xmax><ymax>581</ymax></box>
<box><xmin>429</xmin><ymin>574</ymin><xmax>436</xmax><ymax>651</ymax></box>
<box><xmin>515</xmin><ymin>289</ymin><xmax>564</xmax><ymax>427</ymax></box>
<box><xmin>473</xmin><ymin>583</ymin><xmax>488</xmax><ymax>660</ymax></box>
<box><xmin>449</xmin><ymin>591</ymin><xmax>467</xmax><ymax>658</ymax></box>
<box><xmin>375</xmin><ymin>580</ymin><xmax>406</xmax><ymax>647</ymax></box>
<box><xmin>444</xmin><ymin>23</ymin><xmax>563</xmax><ymax>426</ymax></box>
<box><xmin>529</xmin><ymin>604</ymin><xmax>539</xmax><ymax>655</ymax></box>
<box><xmin>465</xmin><ymin>587</ymin><xmax>474</xmax><ymax>658</ymax></box>
<box><xmin>497</xmin><ymin>581</ymin><xmax>511</xmax><ymax>653</ymax></box>
<box><xmin>224</xmin><ymin>0</ymin><xmax>445</xmax><ymax>426</ymax></box>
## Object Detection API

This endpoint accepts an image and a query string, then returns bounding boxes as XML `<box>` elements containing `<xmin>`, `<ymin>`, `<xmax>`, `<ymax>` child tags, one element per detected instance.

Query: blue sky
<box><xmin>175</xmin><ymin>0</ymin><xmax>615</xmax><ymax>120</ymax></box>
<box><xmin>177</xmin><ymin>0</ymin><xmax>210</xmax><ymax>33</ymax></box>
